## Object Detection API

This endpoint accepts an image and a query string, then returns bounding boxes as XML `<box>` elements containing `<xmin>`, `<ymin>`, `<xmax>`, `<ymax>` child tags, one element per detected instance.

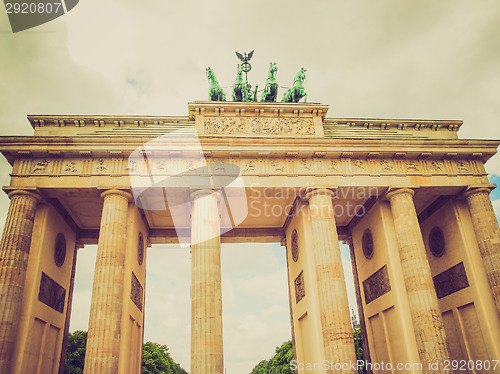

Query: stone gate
<box><xmin>0</xmin><ymin>101</ymin><xmax>499</xmax><ymax>373</ymax></box>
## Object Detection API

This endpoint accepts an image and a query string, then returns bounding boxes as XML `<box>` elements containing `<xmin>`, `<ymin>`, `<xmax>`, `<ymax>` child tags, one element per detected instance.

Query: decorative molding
<box><xmin>11</xmin><ymin>156</ymin><xmax>486</xmax><ymax>181</ymax></box>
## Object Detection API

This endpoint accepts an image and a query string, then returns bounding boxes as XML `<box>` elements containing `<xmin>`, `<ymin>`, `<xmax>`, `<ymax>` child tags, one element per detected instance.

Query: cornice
<box><xmin>0</xmin><ymin>136</ymin><xmax>498</xmax><ymax>165</ymax></box>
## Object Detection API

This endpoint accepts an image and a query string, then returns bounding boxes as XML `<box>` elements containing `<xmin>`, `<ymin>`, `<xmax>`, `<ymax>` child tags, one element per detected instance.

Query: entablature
<box><xmin>0</xmin><ymin>136</ymin><xmax>497</xmax><ymax>166</ymax></box>
<box><xmin>26</xmin><ymin>102</ymin><xmax>464</xmax><ymax>141</ymax></box>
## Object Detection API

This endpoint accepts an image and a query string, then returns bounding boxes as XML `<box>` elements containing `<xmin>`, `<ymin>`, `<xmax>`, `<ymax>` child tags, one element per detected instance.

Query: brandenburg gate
<box><xmin>0</xmin><ymin>101</ymin><xmax>499</xmax><ymax>373</ymax></box>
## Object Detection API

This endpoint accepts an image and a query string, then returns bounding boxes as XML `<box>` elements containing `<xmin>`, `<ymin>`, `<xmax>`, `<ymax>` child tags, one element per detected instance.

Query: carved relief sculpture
<box><xmin>32</xmin><ymin>160</ymin><xmax>49</xmax><ymax>172</ymax></box>
<box><xmin>204</xmin><ymin>117</ymin><xmax>315</xmax><ymax>136</ymax></box>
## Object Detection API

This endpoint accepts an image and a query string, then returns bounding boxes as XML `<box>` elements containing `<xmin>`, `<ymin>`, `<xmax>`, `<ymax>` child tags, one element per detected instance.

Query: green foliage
<box><xmin>353</xmin><ymin>327</ymin><xmax>366</xmax><ymax>374</ymax></box>
<box><xmin>251</xmin><ymin>360</ymin><xmax>271</xmax><ymax>374</ymax></box>
<box><xmin>270</xmin><ymin>341</ymin><xmax>293</xmax><ymax>374</ymax></box>
<box><xmin>142</xmin><ymin>341</ymin><xmax>187</xmax><ymax>374</ymax></box>
<box><xmin>64</xmin><ymin>331</ymin><xmax>187</xmax><ymax>374</ymax></box>
<box><xmin>250</xmin><ymin>332</ymin><xmax>365</xmax><ymax>374</ymax></box>
<box><xmin>250</xmin><ymin>340</ymin><xmax>293</xmax><ymax>374</ymax></box>
<box><xmin>353</xmin><ymin>326</ymin><xmax>364</xmax><ymax>362</ymax></box>
<box><xmin>64</xmin><ymin>330</ymin><xmax>87</xmax><ymax>374</ymax></box>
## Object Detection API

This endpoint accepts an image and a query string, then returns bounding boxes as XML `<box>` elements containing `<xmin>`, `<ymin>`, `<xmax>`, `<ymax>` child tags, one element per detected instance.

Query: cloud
<box><xmin>69</xmin><ymin>246</ymin><xmax>97</xmax><ymax>332</ymax></box>
<box><xmin>2</xmin><ymin>1</ymin><xmax>500</xmax><ymax>373</ymax></box>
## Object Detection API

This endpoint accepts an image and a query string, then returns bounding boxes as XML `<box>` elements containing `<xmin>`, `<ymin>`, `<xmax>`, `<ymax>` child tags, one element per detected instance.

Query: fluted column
<box><xmin>0</xmin><ymin>190</ymin><xmax>41</xmax><ymax>373</ymax></box>
<box><xmin>305</xmin><ymin>188</ymin><xmax>357</xmax><ymax>373</ymax></box>
<box><xmin>84</xmin><ymin>190</ymin><xmax>131</xmax><ymax>374</ymax></box>
<box><xmin>190</xmin><ymin>189</ymin><xmax>223</xmax><ymax>374</ymax></box>
<box><xmin>386</xmin><ymin>188</ymin><xmax>450</xmax><ymax>372</ymax></box>
<box><xmin>463</xmin><ymin>187</ymin><xmax>500</xmax><ymax>312</ymax></box>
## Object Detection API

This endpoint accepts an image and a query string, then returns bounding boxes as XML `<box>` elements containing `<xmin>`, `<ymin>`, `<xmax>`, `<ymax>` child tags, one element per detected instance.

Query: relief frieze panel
<box><xmin>363</xmin><ymin>265</ymin><xmax>391</xmax><ymax>304</ymax></box>
<box><xmin>32</xmin><ymin>159</ymin><xmax>49</xmax><ymax>173</ymax></box>
<box><xmin>298</xmin><ymin>158</ymin><xmax>314</xmax><ymax>174</ymax></box>
<box><xmin>380</xmin><ymin>159</ymin><xmax>394</xmax><ymax>173</ymax></box>
<box><xmin>241</xmin><ymin>159</ymin><xmax>257</xmax><ymax>174</ymax></box>
<box><xmin>64</xmin><ymin>161</ymin><xmax>79</xmax><ymax>173</ymax></box>
<box><xmin>430</xmin><ymin>160</ymin><xmax>444</xmax><ymax>173</ymax></box>
<box><xmin>405</xmin><ymin>160</ymin><xmax>420</xmax><ymax>173</ymax></box>
<box><xmin>433</xmin><ymin>262</ymin><xmax>469</xmax><ymax>299</ymax></box>
<box><xmin>457</xmin><ymin>160</ymin><xmax>470</xmax><ymax>173</ymax></box>
<box><xmin>130</xmin><ymin>272</ymin><xmax>144</xmax><ymax>311</ymax></box>
<box><xmin>326</xmin><ymin>159</ymin><xmax>339</xmax><ymax>174</ymax></box>
<box><xmin>269</xmin><ymin>159</ymin><xmax>286</xmax><ymax>174</ymax></box>
<box><xmin>204</xmin><ymin>116</ymin><xmax>315</xmax><ymax>136</ymax></box>
<box><xmin>11</xmin><ymin>156</ymin><xmax>486</xmax><ymax>183</ymax></box>
<box><xmin>94</xmin><ymin>159</ymin><xmax>109</xmax><ymax>173</ymax></box>
<box><xmin>294</xmin><ymin>271</ymin><xmax>305</xmax><ymax>304</ymax></box>
<box><xmin>126</xmin><ymin>159</ymin><xmax>140</xmax><ymax>174</ymax></box>
<box><xmin>38</xmin><ymin>272</ymin><xmax>66</xmax><ymax>314</ymax></box>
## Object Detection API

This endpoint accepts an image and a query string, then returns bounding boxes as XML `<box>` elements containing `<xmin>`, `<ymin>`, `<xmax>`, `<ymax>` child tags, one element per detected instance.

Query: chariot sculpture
<box><xmin>206</xmin><ymin>51</ymin><xmax>307</xmax><ymax>103</ymax></box>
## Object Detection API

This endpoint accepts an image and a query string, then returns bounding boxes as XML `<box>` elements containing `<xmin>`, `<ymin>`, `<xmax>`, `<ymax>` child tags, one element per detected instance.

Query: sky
<box><xmin>1</xmin><ymin>1</ymin><xmax>500</xmax><ymax>373</ymax></box>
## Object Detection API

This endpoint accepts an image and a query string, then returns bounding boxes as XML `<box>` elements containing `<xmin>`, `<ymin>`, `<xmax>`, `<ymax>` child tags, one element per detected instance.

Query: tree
<box><xmin>251</xmin><ymin>359</ymin><xmax>271</xmax><ymax>374</ymax></box>
<box><xmin>269</xmin><ymin>341</ymin><xmax>293</xmax><ymax>374</ymax></box>
<box><xmin>250</xmin><ymin>340</ymin><xmax>293</xmax><ymax>374</ymax></box>
<box><xmin>63</xmin><ymin>331</ymin><xmax>187</xmax><ymax>374</ymax></box>
<box><xmin>142</xmin><ymin>341</ymin><xmax>187</xmax><ymax>374</ymax></box>
<box><xmin>250</xmin><ymin>335</ymin><xmax>365</xmax><ymax>374</ymax></box>
<box><xmin>64</xmin><ymin>331</ymin><xmax>87</xmax><ymax>374</ymax></box>
<box><xmin>353</xmin><ymin>327</ymin><xmax>366</xmax><ymax>374</ymax></box>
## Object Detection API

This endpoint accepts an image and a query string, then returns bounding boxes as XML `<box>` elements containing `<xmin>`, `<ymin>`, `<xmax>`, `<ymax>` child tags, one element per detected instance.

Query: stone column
<box><xmin>84</xmin><ymin>190</ymin><xmax>131</xmax><ymax>374</ymax></box>
<box><xmin>190</xmin><ymin>189</ymin><xmax>223</xmax><ymax>374</ymax></box>
<box><xmin>305</xmin><ymin>188</ymin><xmax>357</xmax><ymax>372</ymax></box>
<box><xmin>386</xmin><ymin>188</ymin><xmax>451</xmax><ymax>371</ymax></box>
<box><xmin>463</xmin><ymin>187</ymin><xmax>500</xmax><ymax>313</ymax></box>
<box><xmin>0</xmin><ymin>190</ymin><xmax>41</xmax><ymax>373</ymax></box>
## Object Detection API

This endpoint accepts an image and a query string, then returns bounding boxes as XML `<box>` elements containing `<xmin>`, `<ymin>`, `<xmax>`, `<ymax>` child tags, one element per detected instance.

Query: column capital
<box><xmin>280</xmin><ymin>236</ymin><xmax>287</xmax><ymax>247</ymax></box>
<box><xmin>342</xmin><ymin>237</ymin><xmax>353</xmax><ymax>246</ymax></box>
<box><xmin>384</xmin><ymin>187</ymin><xmax>415</xmax><ymax>200</ymax></box>
<box><xmin>74</xmin><ymin>240</ymin><xmax>85</xmax><ymax>250</ymax></box>
<box><xmin>6</xmin><ymin>189</ymin><xmax>42</xmax><ymax>202</ymax></box>
<box><xmin>304</xmin><ymin>187</ymin><xmax>337</xmax><ymax>201</ymax></box>
<box><xmin>100</xmin><ymin>189</ymin><xmax>132</xmax><ymax>201</ymax></box>
<box><xmin>190</xmin><ymin>189</ymin><xmax>221</xmax><ymax>201</ymax></box>
<box><xmin>462</xmin><ymin>185</ymin><xmax>496</xmax><ymax>199</ymax></box>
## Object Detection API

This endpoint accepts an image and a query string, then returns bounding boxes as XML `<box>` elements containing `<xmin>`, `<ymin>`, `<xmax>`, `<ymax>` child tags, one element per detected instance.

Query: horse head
<box><xmin>206</xmin><ymin>67</ymin><xmax>215</xmax><ymax>82</ymax></box>
<box><xmin>269</xmin><ymin>62</ymin><xmax>278</xmax><ymax>74</ymax></box>
<box><xmin>291</xmin><ymin>68</ymin><xmax>306</xmax><ymax>85</ymax></box>
<box><xmin>235</xmin><ymin>64</ymin><xmax>243</xmax><ymax>80</ymax></box>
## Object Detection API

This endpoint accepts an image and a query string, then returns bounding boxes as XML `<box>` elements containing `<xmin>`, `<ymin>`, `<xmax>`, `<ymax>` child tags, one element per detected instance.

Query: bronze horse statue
<box><xmin>261</xmin><ymin>62</ymin><xmax>278</xmax><ymax>102</ymax></box>
<box><xmin>282</xmin><ymin>68</ymin><xmax>307</xmax><ymax>103</ymax></box>
<box><xmin>206</xmin><ymin>67</ymin><xmax>226</xmax><ymax>101</ymax></box>
<box><xmin>232</xmin><ymin>64</ymin><xmax>258</xmax><ymax>102</ymax></box>
<box><xmin>232</xmin><ymin>64</ymin><xmax>245</xmax><ymax>101</ymax></box>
